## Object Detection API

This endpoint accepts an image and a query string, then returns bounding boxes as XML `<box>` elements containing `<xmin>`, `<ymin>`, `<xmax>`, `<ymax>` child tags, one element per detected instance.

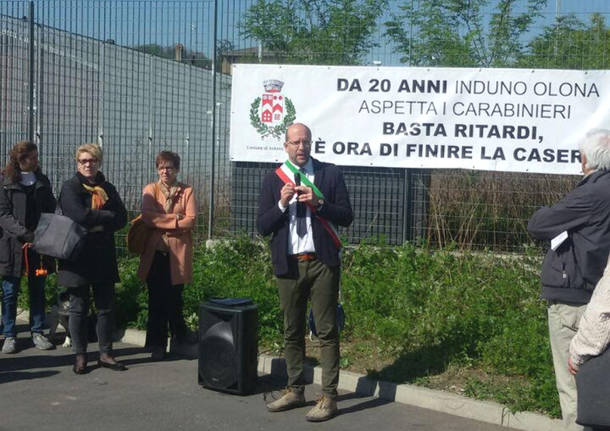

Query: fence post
<box><xmin>208</xmin><ymin>0</ymin><xmax>218</xmax><ymax>240</ymax></box>
<box><xmin>27</xmin><ymin>1</ymin><xmax>34</xmax><ymax>144</ymax></box>
<box><xmin>402</xmin><ymin>168</ymin><xmax>413</xmax><ymax>244</ymax></box>
<box><xmin>35</xmin><ymin>13</ymin><xmax>43</xmax><ymax>147</ymax></box>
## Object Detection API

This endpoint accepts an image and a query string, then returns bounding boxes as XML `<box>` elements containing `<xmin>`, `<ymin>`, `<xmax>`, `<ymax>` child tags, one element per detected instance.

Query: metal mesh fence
<box><xmin>1</xmin><ymin>0</ymin><xmax>608</xmax><ymax>250</ymax></box>
<box><xmin>1</xmin><ymin>1</ymin><xmax>231</xmax><ymax>246</ymax></box>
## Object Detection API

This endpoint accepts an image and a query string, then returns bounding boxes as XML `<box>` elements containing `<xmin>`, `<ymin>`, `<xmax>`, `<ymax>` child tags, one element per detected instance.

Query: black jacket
<box><xmin>528</xmin><ymin>169</ymin><xmax>610</xmax><ymax>304</ymax></box>
<box><xmin>0</xmin><ymin>171</ymin><xmax>57</xmax><ymax>277</ymax></box>
<box><xmin>57</xmin><ymin>172</ymin><xmax>127</xmax><ymax>287</ymax></box>
<box><xmin>257</xmin><ymin>158</ymin><xmax>353</xmax><ymax>277</ymax></box>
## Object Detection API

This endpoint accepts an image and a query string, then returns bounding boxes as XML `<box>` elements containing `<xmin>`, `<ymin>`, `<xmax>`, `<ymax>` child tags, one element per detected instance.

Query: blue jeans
<box><xmin>1</xmin><ymin>275</ymin><xmax>47</xmax><ymax>337</ymax></box>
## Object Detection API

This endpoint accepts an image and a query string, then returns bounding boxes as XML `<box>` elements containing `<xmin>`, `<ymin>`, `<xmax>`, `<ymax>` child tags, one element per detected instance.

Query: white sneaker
<box><xmin>2</xmin><ymin>337</ymin><xmax>17</xmax><ymax>354</ymax></box>
<box><xmin>32</xmin><ymin>333</ymin><xmax>54</xmax><ymax>350</ymax></box>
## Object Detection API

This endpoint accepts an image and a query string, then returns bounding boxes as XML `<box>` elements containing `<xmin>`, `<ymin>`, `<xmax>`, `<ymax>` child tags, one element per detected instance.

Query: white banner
<box><xmin>229</xmin><ymin>64</ymin><xmax>610</xmax><ymax>175</ymax></box>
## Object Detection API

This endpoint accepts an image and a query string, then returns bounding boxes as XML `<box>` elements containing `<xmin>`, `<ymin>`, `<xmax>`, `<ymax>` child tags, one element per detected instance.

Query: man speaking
<box><xmin>257</xmin><ymin>123</ymin><xmax>353</xmax><ymax>422</ymax></box>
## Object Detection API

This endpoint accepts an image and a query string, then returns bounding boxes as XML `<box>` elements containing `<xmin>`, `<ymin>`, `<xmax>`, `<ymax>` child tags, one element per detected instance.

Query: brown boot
<box><xmin>305</xmin><ymin>395</ymin><xmax>337</xmax><ymax>422</ymax></box>
<box><xmin>266</xmin><ymin>388</ymin><xmax>306</xmax><ymax>412</ymax></box>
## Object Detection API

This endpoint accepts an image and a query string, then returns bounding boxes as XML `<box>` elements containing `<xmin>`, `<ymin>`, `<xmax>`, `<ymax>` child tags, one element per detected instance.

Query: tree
<box><xmin>518</xmin><ymin>13</ymin><xmax>610</xmax><ymax>69</ymax></box>
<box><xmin>216</xmin><ymin>39</ymin><xmax>235</xmax><ymax>61</ymax></box>
<box><xmin>385</xmin><ymin>0</ymin><xmax>547</xmax><ymax>67</ymax></box>
<box><xmin>240</xmin><ymin>0</ymin><xmax>387</xmax><ymax>65</ymax></box>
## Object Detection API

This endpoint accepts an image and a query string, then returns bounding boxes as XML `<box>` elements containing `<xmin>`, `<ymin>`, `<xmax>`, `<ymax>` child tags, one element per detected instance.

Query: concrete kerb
<box><xmin>256</xmin><ymin>355</ymin><xmax>561</xmax><ymax>431</ymax></box>
<box><xmin>15</xmin><ymin>308</ymin><xmax>559</xmax><ymax>430</ymax></box>
<box><xmin>119</xmin><ymin>328</ymin><xmax>561</xmax><ymax>431</ymax></box>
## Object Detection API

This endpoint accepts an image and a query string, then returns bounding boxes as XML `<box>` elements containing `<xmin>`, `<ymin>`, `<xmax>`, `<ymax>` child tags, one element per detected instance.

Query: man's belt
<box><xmin>291</xmin><ymin>252</ymin><xmax>317</xmax><ymax>262</ymax></box>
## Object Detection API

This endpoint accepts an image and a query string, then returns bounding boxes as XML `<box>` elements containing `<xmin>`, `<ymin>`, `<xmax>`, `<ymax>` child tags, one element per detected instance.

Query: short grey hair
<box><xmin>579</xmin><ymin>129</ymin><xmax>610</xmax><ymax>171</ymax></box>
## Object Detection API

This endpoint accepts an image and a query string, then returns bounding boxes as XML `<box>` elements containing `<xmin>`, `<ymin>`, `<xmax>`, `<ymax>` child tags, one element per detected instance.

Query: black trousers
<box><xmin>145</xmin><ymin>251</ymin><xmax>188</xmax><ymax>349</ymax></box>
<box><xmin>68</xmin><ymin>283</ymin><xmax>114</xmax><ymax>355</ymax></box>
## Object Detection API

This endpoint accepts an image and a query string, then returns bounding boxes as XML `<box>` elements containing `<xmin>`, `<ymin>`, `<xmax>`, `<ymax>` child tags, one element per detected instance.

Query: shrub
<box><xmin>340</xmin><ymin>241</ymin><xmax>558</xmax><ymax>416</ymax></box>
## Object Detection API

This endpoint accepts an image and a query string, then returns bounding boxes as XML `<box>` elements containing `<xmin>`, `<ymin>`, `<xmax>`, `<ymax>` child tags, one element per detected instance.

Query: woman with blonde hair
<box><xmin>58</xmin><ymin>143</ymin><xmax>127</xmax><ymax>374</ymax></box>
<box><xmin>137</xmin><ymin>150</ymin><xmax>196</xmax><ymax>360</ymax></box>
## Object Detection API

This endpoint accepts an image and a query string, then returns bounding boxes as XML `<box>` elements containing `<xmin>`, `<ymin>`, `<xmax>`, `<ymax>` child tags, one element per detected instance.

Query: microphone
<box><xmin>294</xmin><ymin>171</ymin><xmax>303</xmax><ymax>197</ymax></box>
<box><xmin>294</xmin><ymin>171</ymin><xmax>306</xmax><ymax>236</ymax></box>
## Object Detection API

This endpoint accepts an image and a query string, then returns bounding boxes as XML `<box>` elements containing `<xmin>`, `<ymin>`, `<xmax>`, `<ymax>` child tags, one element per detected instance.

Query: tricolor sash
<box><xmin>275</xmin><ymin>160</ymin><xmax>342</xmax><ymax>248</ymax></box>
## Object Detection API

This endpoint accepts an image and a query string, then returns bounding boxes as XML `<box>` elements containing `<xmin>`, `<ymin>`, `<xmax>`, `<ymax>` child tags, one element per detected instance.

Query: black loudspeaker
<box><xmin>198</xmin><ymin>298</ymin><xmax>258</xmax><ymax>395</ymax></box>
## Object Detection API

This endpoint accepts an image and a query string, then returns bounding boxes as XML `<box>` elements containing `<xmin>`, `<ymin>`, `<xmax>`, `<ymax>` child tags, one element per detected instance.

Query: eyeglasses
<box><xmin>78</xmin><ymin>158</ymin><xmax>97</xmax><ymax>165</ymax></box>
<box><xmin>286</xmin><ymin>140</ymin><xmax>311</xmax><ymax>148</ymax></box>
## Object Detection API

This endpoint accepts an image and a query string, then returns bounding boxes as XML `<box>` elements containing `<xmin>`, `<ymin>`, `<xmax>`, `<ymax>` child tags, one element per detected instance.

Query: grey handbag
<box><xmin>32</xmin><ymin>212</ymin><xmax>87</xmax><ymax>261</ymax></box>
<box><xmin>576</xmin><ymin>348</ymin><xmax>610</xmax><ymax>428</ymax></box>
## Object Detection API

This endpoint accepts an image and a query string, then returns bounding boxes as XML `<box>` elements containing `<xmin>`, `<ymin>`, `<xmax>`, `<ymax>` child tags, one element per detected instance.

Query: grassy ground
<box><xmin>25</xmin><ymin>237</ymin><xmax>559</xmax><ymax>418</ymax></box>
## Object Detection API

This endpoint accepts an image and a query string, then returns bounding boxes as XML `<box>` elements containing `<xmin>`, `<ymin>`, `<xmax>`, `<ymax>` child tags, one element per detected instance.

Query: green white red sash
<box><xmin>275</xmin><ymin>160</ymin><xmax>342</xmax><ymax>248</ymax></box>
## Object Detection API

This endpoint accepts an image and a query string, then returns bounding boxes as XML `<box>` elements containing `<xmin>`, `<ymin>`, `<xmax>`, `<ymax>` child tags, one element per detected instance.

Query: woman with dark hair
<box><xmin>58</xmin><ymin>143</ymin><xmax>127</xmax><ymax>374</ymax></box>
<box><xmin>137</xmin><ymin>151</ymin><xmax>196</xmax><ymax>360</ymax></box>
<box><xmin>0</xmin><ymin>141</ymin><xmax>56</xmax><ymax>354</ymax></box>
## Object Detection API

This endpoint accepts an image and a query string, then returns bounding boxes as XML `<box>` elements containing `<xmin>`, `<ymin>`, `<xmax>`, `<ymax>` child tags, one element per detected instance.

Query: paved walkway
<box><xmin>0</xmin><ymin>325</ymin><xmax>515</xmax><ymax>431</ymax></box>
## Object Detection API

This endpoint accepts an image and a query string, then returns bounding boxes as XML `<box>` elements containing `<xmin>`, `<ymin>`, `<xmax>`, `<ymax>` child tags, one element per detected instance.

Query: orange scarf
<box><xmin>82</xmin><ymin>184</ymin><xmax>108</xmax><ymax>209</ymax></box>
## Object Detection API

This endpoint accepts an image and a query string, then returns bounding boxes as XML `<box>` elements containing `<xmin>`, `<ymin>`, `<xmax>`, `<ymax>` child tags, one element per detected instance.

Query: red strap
<box><xmin>22</xmin><ymin>243</ymin><xmax>47</xmax><ymax>277</ymax></box>
<box><xmin>275</xmin><ymin>167</ymin><xmax>296</xmax><ymax>186</ymax></box>
<box><xmin>22</xmin><ymin>243</ymin><xmax>30</xmax><ymax>276</ymax></box>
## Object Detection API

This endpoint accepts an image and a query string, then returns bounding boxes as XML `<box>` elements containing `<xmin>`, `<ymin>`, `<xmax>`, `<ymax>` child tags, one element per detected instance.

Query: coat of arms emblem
<box><xmin>249</xmin><ymin>79</ymin><xmax>296</xmax><ymax>139</ymax></box>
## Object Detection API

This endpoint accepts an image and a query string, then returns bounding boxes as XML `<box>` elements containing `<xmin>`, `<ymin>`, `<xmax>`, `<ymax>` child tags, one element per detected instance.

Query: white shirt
<box><xmin>277</xmin><ymin>158</ymin><xmax>316</xmax><ymax>255</ymax></box>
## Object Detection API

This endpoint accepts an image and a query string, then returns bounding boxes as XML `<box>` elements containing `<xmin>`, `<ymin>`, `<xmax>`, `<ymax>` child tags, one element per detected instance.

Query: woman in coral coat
<box><xmin>137</xmin><ymin>151</ymin><xmax>196</xmax><ymax>360</ymax></box>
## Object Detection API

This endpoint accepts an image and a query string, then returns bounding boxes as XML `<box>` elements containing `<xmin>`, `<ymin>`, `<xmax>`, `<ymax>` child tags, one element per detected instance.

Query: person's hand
<box><xmin>295</xmin><ymin>185</ymin><xmax>321</xmax><ymax>207</ymax></box>
<box><xmin>280</xmin><ymin>183</ymin><xmax>296</xmax><ymax>207</ymax></box>
<box><xmin>568</xmin><ymin>356</ymin><xmax>579</xmax><ymax>375</ymax></box>
<box><xmin>18</xmin><ymin>231</ymin><xmax>35</xmax><ymax>243</ymax></box>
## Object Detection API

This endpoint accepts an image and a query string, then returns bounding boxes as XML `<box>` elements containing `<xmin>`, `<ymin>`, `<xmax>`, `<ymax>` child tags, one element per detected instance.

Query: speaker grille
<box><xmin>200</xmin><ymin>321</ymin><xmax>237</xmax><ymax>388</ymax></box>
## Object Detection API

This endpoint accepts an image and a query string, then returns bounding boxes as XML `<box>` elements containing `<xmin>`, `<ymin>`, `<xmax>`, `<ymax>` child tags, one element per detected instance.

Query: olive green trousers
<box><xmin>276</xmin><ymin>258</ymin><xmax>340</xmax><ymax>399</ymax></box>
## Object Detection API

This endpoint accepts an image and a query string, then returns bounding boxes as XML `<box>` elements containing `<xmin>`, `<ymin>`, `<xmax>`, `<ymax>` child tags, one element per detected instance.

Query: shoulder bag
<box><xmin>576</xmin><ymin>347</ymin><xmax>610</xmax><ymax>427</ymax></box>
<box><xmin>127</xmin><ymin>214</ymin><xmax>153</xmax><ymax>255</ymax></box>
<box><xmin>127</xmin><ymin>184</ymin><xmax>159</xmax><ymax>255</ymax></box>
<box><xmin>32</xmin><ymin>212</ymin><xmax>87</xmax><ymax>261</ymax></box>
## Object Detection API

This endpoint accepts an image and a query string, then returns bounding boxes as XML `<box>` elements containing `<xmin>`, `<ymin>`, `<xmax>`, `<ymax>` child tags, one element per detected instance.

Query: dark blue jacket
<box><xmin>528</xmin><ymin>169</ymin><xmax>610</xmax><ymax>304</ymax></box>
<box><xmin>257</xmin><ymin>158</ymin><xmax>353</xmax><ymax>277</ymax></box>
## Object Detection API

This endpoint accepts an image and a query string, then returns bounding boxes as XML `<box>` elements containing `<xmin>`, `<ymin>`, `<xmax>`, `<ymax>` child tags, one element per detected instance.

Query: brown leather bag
<box><xmin>127</xmin><ymin>184</ymin><xmax>160</xmax><ymax>255</ymax></box>
<box><xmin>126</xmin><ymin>214</ymin><xmax>152</xmax><ymax>255</ymax></box>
